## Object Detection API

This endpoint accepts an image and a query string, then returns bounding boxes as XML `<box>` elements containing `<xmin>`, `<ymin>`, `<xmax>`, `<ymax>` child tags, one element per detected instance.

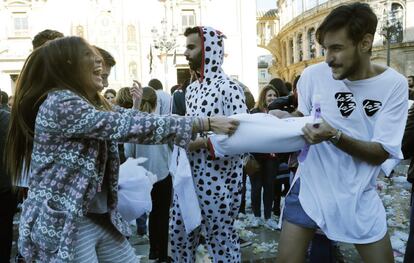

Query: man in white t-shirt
<box><xmin>271</xmin><ymin>3</ymin><xmax>408</xmax><ymax>263</ymax></box>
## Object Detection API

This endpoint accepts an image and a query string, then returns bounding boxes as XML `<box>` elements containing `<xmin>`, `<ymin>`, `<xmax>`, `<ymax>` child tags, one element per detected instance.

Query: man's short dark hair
<box><xmin>184</xmin><ymin>27</ymin><xmax>201</xmax><ymax>37</ymax></box>
<box><xmin>269</xmin><ymin>78</ymin><xmax>289</xmax><ymax>97</ymax></box>
<box><xmin>94</xmin><ymin>46</ymin><xmax>116</xmax><ymax>67</ymax></box>
<box><xmin>316</xmin><ymin>2</ymin><xmax>377</xmax><ymax>46</ymax></box>
<box><xmin>148</xmin><ymin>79</ymin><xmax>163</xmax><ymax>91</ymax></box>
<box><xmin>1</xmin><ymin>91</ymin><xmax>8</xmax><ymax>105</ymax></box>
<box><xmin>32</xmin><ymin>29</ymin><xmax>64</xmax><ymax>49</ymax></box>
<box><xmin>408</xmin><ymin>75</ymin><xmax>414</xmax><ymax>81</ymax></box>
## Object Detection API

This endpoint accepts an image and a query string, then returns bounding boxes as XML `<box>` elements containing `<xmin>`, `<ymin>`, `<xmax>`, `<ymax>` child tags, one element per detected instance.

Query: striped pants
<box><xmin>72</xmin><ymin>214</ymin><xmax>138</xmax><ymax>263</ymax></box>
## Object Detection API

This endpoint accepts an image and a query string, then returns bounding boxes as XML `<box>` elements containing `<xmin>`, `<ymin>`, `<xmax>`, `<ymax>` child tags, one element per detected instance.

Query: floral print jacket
<box><xmin>19</xmin><ymin>90</ymin><xmax>193</xmax><ymax>262</ymax></box>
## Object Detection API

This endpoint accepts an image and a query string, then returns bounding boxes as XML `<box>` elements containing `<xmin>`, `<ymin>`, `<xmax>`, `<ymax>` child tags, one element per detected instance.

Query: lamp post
<box><xmin>379</xmin><ymin>4</ymin><xmax>403</xmax><ymax>66</ymax></box>
<box><xmin>151</xmin><ymin>0</ymin><xmax>178</xmax><ymax>90</ymax></box>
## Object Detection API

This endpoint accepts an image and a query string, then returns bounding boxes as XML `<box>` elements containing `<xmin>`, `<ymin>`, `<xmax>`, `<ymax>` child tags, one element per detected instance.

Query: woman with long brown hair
<box><xmin>249</xmin><ymin>84</ymin><xmax>280</xmax><ymax>230</ymax></box>
<box><xmin>124</xmin><ymin>86</ymin><xmax>172</xmax><ymax>262</ymax></box>
<box><xmin>6</xmin><ymin>36</ymin><xmax>238</xmax><ymax>262</ymax></box>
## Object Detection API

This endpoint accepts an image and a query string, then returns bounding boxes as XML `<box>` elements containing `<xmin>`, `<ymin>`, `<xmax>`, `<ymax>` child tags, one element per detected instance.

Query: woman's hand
<box><xmin>188</xmin><ymin>137</ymin><xmax>208</xmax><ymax>151</ymax></box>
<box><xmin>209</xmin><ymin>116</ymin><xmax>239</xmax><ymax>135</ymax></box>
<box><xmin>130</xmin><ymin>80</ymin><xmax>143</xmax><ymax>110</ymax></box>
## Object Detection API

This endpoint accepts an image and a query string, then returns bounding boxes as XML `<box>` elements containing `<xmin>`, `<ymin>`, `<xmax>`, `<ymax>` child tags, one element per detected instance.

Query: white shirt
<box><xmin>296</xmin><ymin>62</ymin><xmax>408</xmax><ymax>243</ymax></box>
<box><xmin>155</xmin><ymin>90</ymin><xmax>172</xmax><ymax>115</ymax></box>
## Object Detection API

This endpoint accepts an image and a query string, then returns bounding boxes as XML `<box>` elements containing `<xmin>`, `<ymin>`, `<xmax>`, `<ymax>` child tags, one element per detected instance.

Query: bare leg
<box><xmin>354</xmin><ymin>232</ymin><xmax>394</xmax><ymax>263</ymax></box>
<box><xmin>276</xmin><ymin>220</ymin><xmax>316</xmax><ymax>263</ymax></box>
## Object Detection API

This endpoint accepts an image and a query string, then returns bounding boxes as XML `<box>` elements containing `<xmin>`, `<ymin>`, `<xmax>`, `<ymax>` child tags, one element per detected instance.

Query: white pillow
<box><xmin>117</xmin><ymin>158</ymin><xmax>156</xmax><ymax>222</ymax></box>
<box><xmin>209</xmin><ymin>113</ymin><xmax>313</xmax><ymax>157</ymax></box>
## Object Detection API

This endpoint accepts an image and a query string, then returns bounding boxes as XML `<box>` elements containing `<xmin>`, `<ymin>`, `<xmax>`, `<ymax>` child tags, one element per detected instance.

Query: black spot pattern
<box><xmin>170</xmin><ymin>26</ymin><xmax>247</xmax><ymax>263</ymax></box>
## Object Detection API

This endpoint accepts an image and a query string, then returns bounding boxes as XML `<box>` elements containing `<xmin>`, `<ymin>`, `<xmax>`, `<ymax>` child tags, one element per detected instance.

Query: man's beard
<box><xmin>329</xmin><ymin>51</ymin><xmax>361</xmax><ymax>80</ymax></box>
<box><xmin>188</xmin><ymin>59</ymin><xmax>201</xmax><ymax>71</ymax></box>
<box><xmin>188</xmin><ymin>51</ymin><xmax>202</xmax><ymax>71</ymax></box>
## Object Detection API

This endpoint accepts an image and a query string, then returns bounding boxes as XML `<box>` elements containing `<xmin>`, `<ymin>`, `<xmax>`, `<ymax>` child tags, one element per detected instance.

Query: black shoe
<box><xmin>157</xmin><ymin>256</ymin><xmax>172</xmax><ymax>263</ymax></box>
<box><xmin>273</xmin><ymin>208</ymin><xmax>281</xmax><ymax>216</ymax></box>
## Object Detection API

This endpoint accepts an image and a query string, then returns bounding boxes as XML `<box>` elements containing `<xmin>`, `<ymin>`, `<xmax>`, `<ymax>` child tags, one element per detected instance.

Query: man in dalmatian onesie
<box><xmin>170</xmin><ymin>26</ymin><xmax>247</xmax><ymax>263</ymax></box>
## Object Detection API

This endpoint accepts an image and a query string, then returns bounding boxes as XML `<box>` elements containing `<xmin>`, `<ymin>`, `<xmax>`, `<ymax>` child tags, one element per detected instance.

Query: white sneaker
<box><xmin>238</xmin><ymin>212</ymin><xmax>247</xmax><ymax>219</ymax></box>
<box><xmin>250</xmin><ymin>216</ymin><xmax>261</xmax><ymax>228</ymax></box>
<box><xmin>264</xmin><ymin>218</ymin><xmax>279</xmax><ymax>230</ymax></box>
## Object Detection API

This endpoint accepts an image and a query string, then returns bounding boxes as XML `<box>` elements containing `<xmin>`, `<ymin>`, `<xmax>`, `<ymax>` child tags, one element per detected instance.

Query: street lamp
<box><xmin>379</xmin><ymin>4</ymin><xmax>403</xmax><ymax>66</ymax></box>
<box><xmin>151</xmin><ymin>0</ymin><xmax>178</xmax><ymax>90</ymax></box>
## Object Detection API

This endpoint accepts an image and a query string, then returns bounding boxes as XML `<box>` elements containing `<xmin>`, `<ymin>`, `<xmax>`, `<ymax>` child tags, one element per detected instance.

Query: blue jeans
<box><xmin>249</xmin><ymin>159</ymin><xmax>277</xmax><ymax>219</ymax></box>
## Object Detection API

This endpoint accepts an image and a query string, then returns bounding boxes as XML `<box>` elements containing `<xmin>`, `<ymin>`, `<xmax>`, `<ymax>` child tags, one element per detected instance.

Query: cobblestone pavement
<box><xmin>11</xmin><ymin>164</ymin><xmax>411</xmax><ymax>262</ymax></box>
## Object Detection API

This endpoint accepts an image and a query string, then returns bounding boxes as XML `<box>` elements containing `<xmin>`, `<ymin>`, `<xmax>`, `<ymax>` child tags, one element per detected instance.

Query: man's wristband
<box><xmin>329</xmin><ymin>129</ymin><xmax>342</xmax><ymax>145</ymax></box>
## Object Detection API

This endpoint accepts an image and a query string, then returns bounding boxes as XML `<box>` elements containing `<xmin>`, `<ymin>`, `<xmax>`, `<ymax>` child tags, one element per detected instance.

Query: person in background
<box><xmin>267</xmin><ymin>76</ymin><xmax>300</xmax><ymax>216</ymax></box>
<box><xmin>408</xmin><ymin>75</ymin><xmax>414</xmax><ymax>100</ymax></box>
<box><xmin>0</xmin><ymin>91</ymin><xmax>9</xmax><ymax>111</ymax></box>
<box><xmin>115</xmin><ymin>87</ymin><xmax>133</xmax><ymax>109</ymax></box>
<box><xmin>244</xmin><ymin>91</ymin><xmax>255</xmax><ymax>112</ymax></box>
<box><xmin>285</xmin><ymin>82</ymin><xmax>292</xmax><ymax>94</ymax></box>
<box><xmin>7</xmin><ymin>95</ymin><xmax>14</xmax><ymax>109</ymax></box>
<box><xmin>249</xmin><ymin>84</ymin><xmax>280</xmax><ymax>230</ymax></box>
<box><xmin>170</xmin><ymin>84</ymin><xmax>181</xmax><ymax>95</ymax></box>
<box><xmin>125</xmin><ymin>86</ymin><xmax>173</xmax><ymax>263</ymax></box>
<box><xmin>148</xmin><ymin>78</ymin><xmax>171</xmax><ymax>115</ymax></box>
<box><xmin>32</xmin><ymin>29</ymin><xmax>64</xmax><ymax>49</ymax></box>
<box><xmin>94</xmin><ymin>46</ymin><xmax>116</xmax><ymax>91</ymax></box>
<box><xmin>115</xmin><ymin>87</ymin><xmax>135</xmax><ymax>164</ymax></box>
<box><xmin>238</xmin><ymin>89</ymin><xmax>256</xmax><ymax>249</ymax></box>
<box><xmin>239</xmin><ymin>90</ymin><xmax>255</xmax><ymax>217</ymax></box>
<box><xmin>403</xmin><ymin>103</ymin><xmax>414</xmax><ymax>263</ymax></box>
<box><xmin>0</xmin><ymin>88</ymin><xmax>14</xmax><ymax>262</ymax></box>
<box><xmin>269</xmin><ymin>78</ymin><xmax>289</xmax><ymax>97</ymax></box>
<box><xmin>104</xmin><ymin>88</ymin><xmax>117</xmax><ymax>104</ymax></box>
<box><xmin>172</xmin><ymin>78</ymin><xmax>191</xmax><ymax>116</ymax></box>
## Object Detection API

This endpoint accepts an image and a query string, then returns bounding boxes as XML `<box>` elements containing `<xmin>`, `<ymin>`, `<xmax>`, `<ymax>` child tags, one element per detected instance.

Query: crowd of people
<box><xmin>0</xmin><ymin>2</ymin><xmax>414</xmax><ymax>263</ymax></box>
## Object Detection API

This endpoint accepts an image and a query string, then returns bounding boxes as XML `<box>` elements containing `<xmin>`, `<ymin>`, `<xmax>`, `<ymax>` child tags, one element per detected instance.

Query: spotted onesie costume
<box><xmin>170</xmin><ymin>26</ymin><xmax>247</xmax><ymax>263</ymax></box>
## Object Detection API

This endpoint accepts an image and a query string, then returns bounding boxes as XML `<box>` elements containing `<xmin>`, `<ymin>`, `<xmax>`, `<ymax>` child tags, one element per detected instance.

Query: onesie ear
<box><xmin>215</xmin><ymin>30</ymin><xmax>227</xmax><ymax>39</ymax></box>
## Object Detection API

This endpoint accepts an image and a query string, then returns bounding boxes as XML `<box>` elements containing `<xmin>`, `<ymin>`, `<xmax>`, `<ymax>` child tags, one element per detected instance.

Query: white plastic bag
<box><xmin>170</xmin><ymin>146</ymin><xmax>202</xmax><ymax>234</ymax></box>
<box><xmin>209</xmin><ymin>113</ymin><xmax>313</xmax><ymax>157</ymax></box>
<box><xmin>117</xmin><ymin>157</ymin><xmax>156</xmax><ymax>222</ymax></box>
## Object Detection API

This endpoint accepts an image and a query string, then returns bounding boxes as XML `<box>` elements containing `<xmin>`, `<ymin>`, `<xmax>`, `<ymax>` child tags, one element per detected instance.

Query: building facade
<box><xmin>0</xmin><ymin>0</ymin><xmax>258</xmax><ymax>96</ymax></box>
<box><xmin>257</xmin><ymin>9</ymin><xmax>277</xmax><ymax>89</ymax></box>
<box><xmin>258</xmin><ymin>0</ymin><xmax>414</xmax><ymax>83</ymax></box>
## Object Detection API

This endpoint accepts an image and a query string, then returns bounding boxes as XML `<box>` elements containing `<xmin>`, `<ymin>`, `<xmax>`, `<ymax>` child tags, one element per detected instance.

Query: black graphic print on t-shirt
<box><xmin>363</xmin><ymin>100</ymin><xmax>382</xmax><ymax>117</ymax></box>
<box><xmin>335</xmin><ymin>92</ymin><xmax>356</xmax><ymax>117</ymax></box>
<box><xmin>334</xmin><ymin>92</ymin><xmax>382</xmax><ymax>117</ymax></box>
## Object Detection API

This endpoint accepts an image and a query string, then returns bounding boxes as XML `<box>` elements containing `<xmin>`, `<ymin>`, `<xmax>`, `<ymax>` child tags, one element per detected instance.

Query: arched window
<box><xmin>390</xmin><ymin>3</ymin><xmax>403</xmax><ymax>43</ymax></box>
<box><xmin>129</xmin><ymin>62</ymin><xmax>137</xmax><ymax>79</ymax></box>
<box><xmin>308</xmin><ymin>28</ymin><xmax>316</xmax><ymax>59</ymax></box>
<box><xmin>127</xmin><ymin>25</ymin><xmax>136</xmax><ymax>42</ymax></box>
<box><xmin>296</xmin><ymin>33</ymin><xmax>303</xmax><ymax>62</ymax></box>
<box><xmin>283</xmin><ymin>42</ymin><xmax>287</xmax><ymax>66</ymax></box>
<box><xmin>289</xmin><ymin>39</ymin><xmax>294</xmax><ymax>64</ymax></box>
<box><xmin>76</xmin><ymin>25</ymin><xmax>84</xmax><ymax>38</ymax></box>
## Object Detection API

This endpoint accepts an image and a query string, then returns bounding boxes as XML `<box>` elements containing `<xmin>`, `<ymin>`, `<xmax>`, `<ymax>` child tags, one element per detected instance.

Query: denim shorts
<box><xmin>283</xmin><ymin>178</ymin><xmax>318</xmax><ymax>229</ymax></box>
